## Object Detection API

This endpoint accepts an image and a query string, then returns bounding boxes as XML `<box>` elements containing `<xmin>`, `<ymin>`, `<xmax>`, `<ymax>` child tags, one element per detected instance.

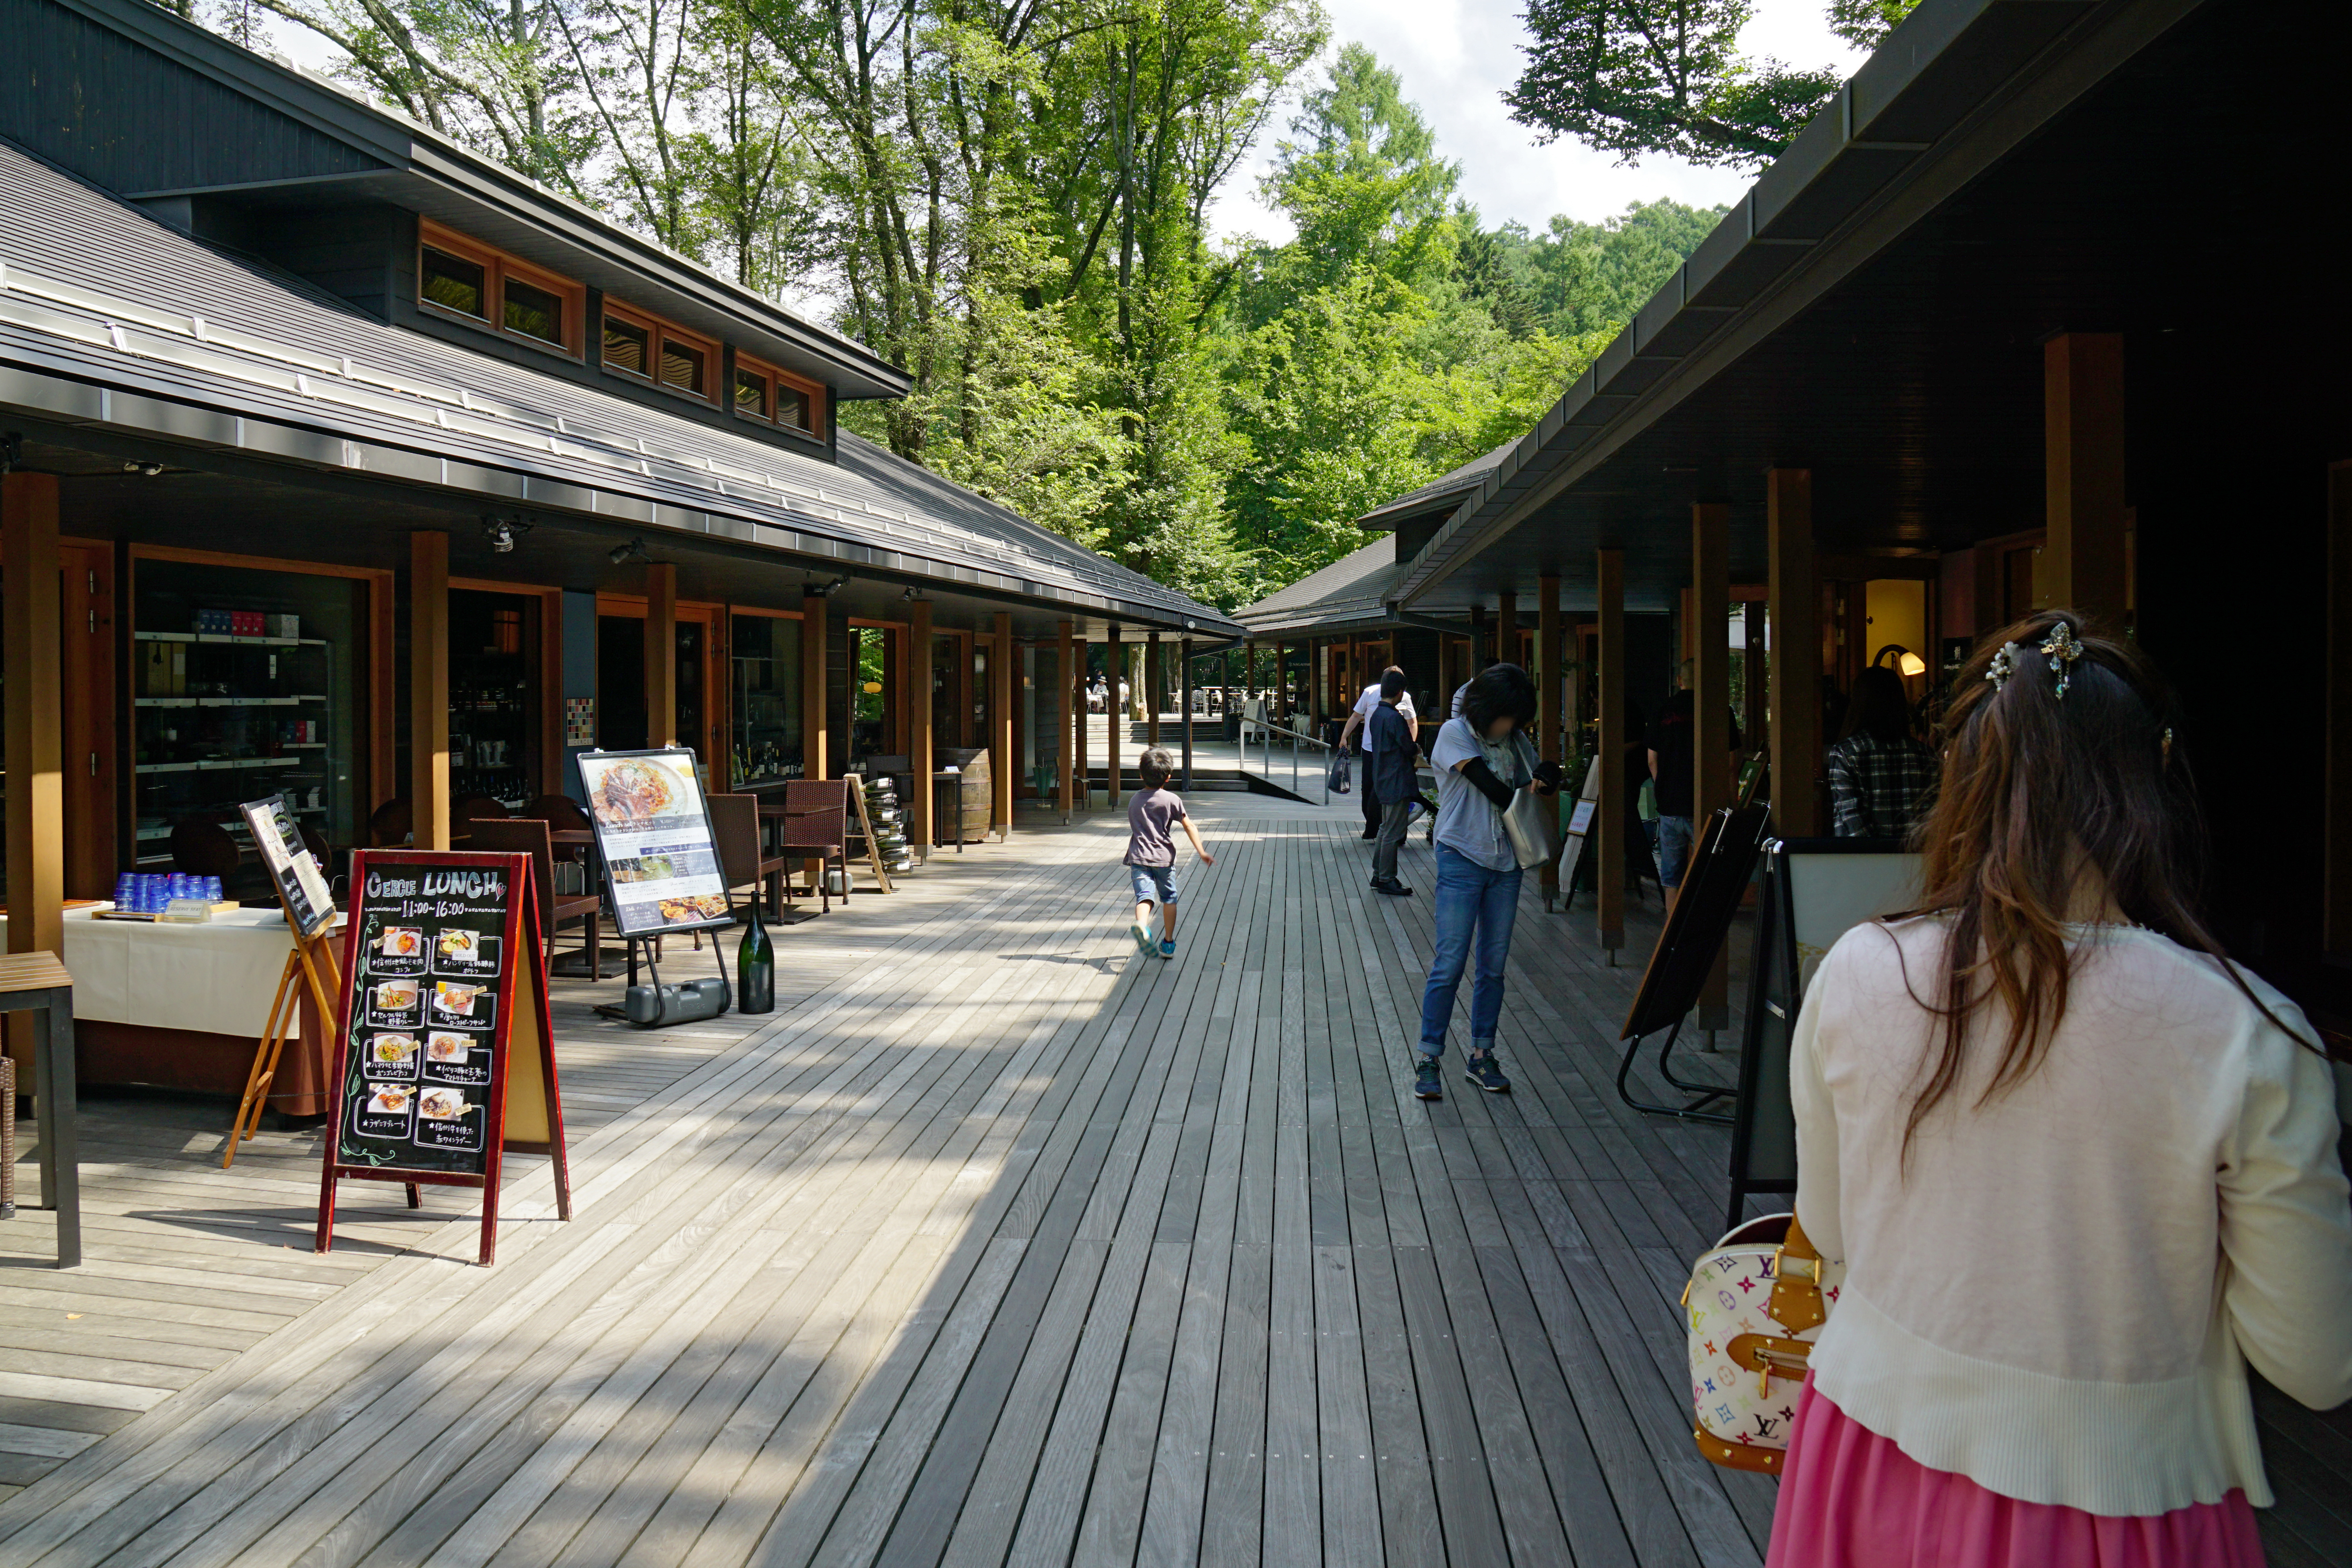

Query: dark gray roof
<box><xmin>1234</xmin><ymin>534</ymin><xmax>1399</xmax><ymax>636</ymax></box>
<box><xmin>1356</xmin><ymin>441</ymin><xmax>1511</xmax><ymax>526</ymax></box>
<box><xmin>0</xmin><ymin>141</ymin><xmax>1236</xmax><ymax>632</ymax></box>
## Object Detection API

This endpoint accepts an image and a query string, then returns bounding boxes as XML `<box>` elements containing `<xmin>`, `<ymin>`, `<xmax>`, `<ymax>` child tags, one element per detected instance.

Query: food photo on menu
<box><xmin>583</xmin><ymin>753</ymin><xmax>692</xmax><ymax>826</ymax></box>
<box><xmin>375</xmin><ymin>927</ymin><xmax>427</xmax><ymax>973</ymax></box>
<box><xmin>432</xmin><ymin>928</ymin><xmax>500</xmax><ymax>975</ymax></box>
<box><xmin>369</xmin><ymin>979</ymin><xmax>421</xmax><ymax>1024</ymax></box>
<box><xmin>369</xmin><ymin>1033</ymin><xmax>421</xmax><ymax>1074</ymax></box>
<box><xmin>354</xmin><ymin>1082</ymin><xmax>414</xmax><ymax>1136</ymax></box>
<box><xmin>414</xmin><ymin>1085</ymin><xmax>483</xmax><ymax>1149</ymax></box>
<box><xmin>424</xmin><ymin>1031</ymin><xmax>488</xmax><ymax>1084</ymax></box>
<box><xmin>431</xmin><ymin>980</ymin><xmax>491</xmax><ymax>1024</ymax></box>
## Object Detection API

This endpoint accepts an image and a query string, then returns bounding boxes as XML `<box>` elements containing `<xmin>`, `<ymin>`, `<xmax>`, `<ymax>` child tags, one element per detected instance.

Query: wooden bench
<box><xmin>0</xmin><ymin>948</ymin><xmax>77</xmax><ymax>1267</ymax></box>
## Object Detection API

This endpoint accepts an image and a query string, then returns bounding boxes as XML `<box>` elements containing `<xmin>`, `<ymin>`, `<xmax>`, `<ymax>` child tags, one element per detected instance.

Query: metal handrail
<box><xmin>1237</xmin><ymin>711</ymin><xmax>1334</xmax><ymax>804</ymax></box>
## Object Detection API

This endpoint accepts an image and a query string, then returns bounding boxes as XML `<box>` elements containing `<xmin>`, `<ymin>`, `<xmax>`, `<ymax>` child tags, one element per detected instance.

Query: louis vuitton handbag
<box><xmin>1681</xmin><ymin>1212</ymin><xmax>1841</xmax><ymax>1473</ymax></box>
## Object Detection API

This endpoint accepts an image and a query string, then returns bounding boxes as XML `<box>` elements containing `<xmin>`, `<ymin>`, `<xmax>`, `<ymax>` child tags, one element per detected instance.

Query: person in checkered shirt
<box><xmin>1828</xmin><ymin>666</ymin><xmax>1938</xmax><ymax>837</ymax></box>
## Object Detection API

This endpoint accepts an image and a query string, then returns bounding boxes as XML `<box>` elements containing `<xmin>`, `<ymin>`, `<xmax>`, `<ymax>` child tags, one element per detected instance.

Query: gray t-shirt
<box><xmin>1124</xmin><ymin>787</ymin><xmax>1188</xmax><ymax>868</ymax></box>
<box><xmin>1430</xmin><ymin>716</ymin><xmax>1535</xmax><ymax>872</ymax></box>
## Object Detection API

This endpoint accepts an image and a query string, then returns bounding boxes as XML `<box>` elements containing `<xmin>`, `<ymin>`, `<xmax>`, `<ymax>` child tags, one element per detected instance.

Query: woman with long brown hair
<box><xmin>1771</xmin><ymin>611</ymin><xmax>2352</xmax><ymax>1566</ymax></box>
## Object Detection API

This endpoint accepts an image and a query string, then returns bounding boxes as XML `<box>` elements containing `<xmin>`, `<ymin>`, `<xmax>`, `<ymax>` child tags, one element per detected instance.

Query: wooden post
<box><xmin>1596</xmin><ymin>549</ymin><xmax>1626</xmax><ymax>958</ymax></box>
<box><xmin>1768</xmin><ymin>469</ymin><xmax>1820</xmax><ymax>837</ymax></box>
<box><xmin>1181</xmin><ymin>639</ymin><xmax>1195</xmax><ymax>790</ymax></box>
<box><xmin>1146</xmin><ymin>632</ymin><xmax>1162</xmax><ymax>747</ymax></box>
<box><xmin>4</xmin><ymin>474</ymin><xmax>64</xmax><ymax>1085</ymax></box>
<box><xmin>409</xmin><ymin>530</ymin><xmax>450</xmax><ymax>850</ymax></box>
<box><xmin>800</xmin><ymin>592</ymin><xmax>827</xmax><ymax>780</ymax></box>
<box><xmin>1074</xmin><ymin>631</ymin><xmax>1091</xmax><ymax>812</ymax></box>
<box><xmin>1537</xmin><ymin>573</ymin><xmax>1563</xmax><ymax>905</ymax></box>
<box><xmin>909</xmin><ymin>598</ymin><xmax>933</xmax><ymax>855</ymax></box>
<box><xmin>992</xmin><ymin>612</ymin><xmax>1014</xmax><ymax>839</ymax></box>
<box><xmin>2045</xmin><ymin>332</ymin><xmax>2128</xmax><ymax>624</ymax></box>
<box><xmin>1057</xmin><ymin>620</ymin><xmax>1075</xmax><ymax>822</ymax></box>
<box><xmin>644</xmin><ymin>562</ymin><xmax>677</xmax><ymax>748</ymax></box>
<box><xmin>1497</xmin><ymin>590</ymin><xmax>1517</xmax><ymax>668</ymax></box>
<box><xmin>1105</xmin><ymin>625</ymin><xmax>1122</xmax><ymax>808</ymax></box>
<box><xmin>1693</xmin><ymin>503</ymin><xmax>1732</xmax><ymax>1029</ymax></box>
<box><xmin>1309</xmin><ymin>639</ymin><xmax>1326</xmax><ymax>733</ymax></box>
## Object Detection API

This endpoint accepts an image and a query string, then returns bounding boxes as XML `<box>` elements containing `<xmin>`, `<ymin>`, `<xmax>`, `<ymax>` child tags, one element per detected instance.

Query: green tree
<box><xmin>1506</xmin><ymin>0</ymin><xmax>1920</xmax><ymax>168</ymax></box>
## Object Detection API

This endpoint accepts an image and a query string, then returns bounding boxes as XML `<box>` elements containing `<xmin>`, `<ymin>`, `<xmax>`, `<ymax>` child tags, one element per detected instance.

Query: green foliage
<box><xmin>1508</xmin><ymin>0</ymin><xmax>1918</xmax><ymax>167</ymax></box>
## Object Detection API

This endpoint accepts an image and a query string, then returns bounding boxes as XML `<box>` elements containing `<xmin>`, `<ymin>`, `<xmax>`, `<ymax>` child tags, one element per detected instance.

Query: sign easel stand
<box><xmin>849</xmin><ymin>779</ymin><xmax>894</xmax><ymax>895</ymax></box>
<box><xmin>224</xmin><ymin>927</ymin><xmax>341</xmax><ymax>1168</ymax></box>
<box><xmin>315</xmin><ymin>851</ymin><xmax>571</xmax><ymax>1266</ymax></box>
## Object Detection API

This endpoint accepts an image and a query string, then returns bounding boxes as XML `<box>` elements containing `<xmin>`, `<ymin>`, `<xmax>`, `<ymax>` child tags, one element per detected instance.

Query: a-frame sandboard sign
<box><xmin>314</xmin><ymin>849</ymin><xmax>571</xmax><ymax>1265</ymax></box>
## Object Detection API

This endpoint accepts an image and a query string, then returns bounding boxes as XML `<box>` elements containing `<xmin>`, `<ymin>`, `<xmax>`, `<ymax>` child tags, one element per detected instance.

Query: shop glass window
<box><xmin>731</xmin><ymin>613</ymin><xmax>803</xmax><ymax>784</ymax></box>
<box><xmin>502</xmin><ymin>276</ymin><xmax>564</xmax><ymax>347</ymax></box>
<box><xmin>421</xmin><ymin>246</ymin><xmax>488</xmax><ymax>319</ymax></box>
<box><xmin>661</xmin><ymin>338</ymin><xmax>707</xmax><ymax>396</ymax></box>
<box><xmin>603</xmin><ymin>316</ymin><xmax>652</xmax><ymax>379</ymax></box>
<box><xmin>449</xmin><ymin>590</ymin><xmax>541</xmax><ymax>810</ymax></box>
<box><xmin>132</xmin><ymin>559</ymin><xmax>368</xmax><ymax>871</ymax></box>
<box><xmin>733</xmin><ymin>367</ymin><xmax>771</xmax><ymax>419</ymax></box>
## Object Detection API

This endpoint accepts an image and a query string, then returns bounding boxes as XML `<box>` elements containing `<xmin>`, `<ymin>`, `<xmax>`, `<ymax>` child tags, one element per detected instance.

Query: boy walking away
<box><xmin>1367</xmin><ymin>670</ymin><xmax>1417</xmax><ymax>896</ymax></box>
<box><xmin>1124</xmin><ymin>746</ymin><xmax>1213</xmax><ymax>960</ymax></box>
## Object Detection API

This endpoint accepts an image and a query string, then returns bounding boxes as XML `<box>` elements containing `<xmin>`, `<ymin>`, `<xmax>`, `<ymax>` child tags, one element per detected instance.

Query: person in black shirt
<box><xmin>1645</xmin><ymin>687</ymin><xmax>1743</xmax><ymax>892</ymax></box>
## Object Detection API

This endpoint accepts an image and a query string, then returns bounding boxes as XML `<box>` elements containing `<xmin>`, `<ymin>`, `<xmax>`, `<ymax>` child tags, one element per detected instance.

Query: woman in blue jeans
<box><xmin>1416</xmin><ymin>663</ymin><xmax>1560</xmax><ymax>1100</ymax></box>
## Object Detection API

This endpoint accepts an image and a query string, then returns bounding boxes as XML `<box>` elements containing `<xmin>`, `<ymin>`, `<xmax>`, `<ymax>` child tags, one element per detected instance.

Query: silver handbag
<box><xmin>1501</xmin><ymin>785</ymin><xmax>1557</xmax><ymax>869</ymax></box>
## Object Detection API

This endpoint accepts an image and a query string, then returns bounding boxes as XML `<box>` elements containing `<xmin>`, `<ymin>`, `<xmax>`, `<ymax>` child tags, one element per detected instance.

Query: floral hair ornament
<box><xmin>2039</xmin><ymin>621</ymin><xmax>2085</xmax><ymax>699</ymax></box>
<box><xmin>1985</xmin><ymin>642</ymin><xmax>2023</xmax><ymax>693</ymax></box>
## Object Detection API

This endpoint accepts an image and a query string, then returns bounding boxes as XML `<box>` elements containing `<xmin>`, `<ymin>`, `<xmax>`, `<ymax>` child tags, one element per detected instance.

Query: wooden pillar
<box><xmin>1537</xmin><ymin>573</ymin><xmax>1563</xmax><ymax>902</ymax></box>
<box><xmin>1309</xmin><ymin>639</ymin><xmax>1326</xmax><ymax>732</ymax></box>
<box><xmin>1105</xmin><ymin>625</ymin><xmax>1123</xmax><ymax>808</ymax></box>
<box><xmin>1497</xmin><ymin>590</ymin><xmax>1517</xmax><ymax>668</ymax></box>
<box><xmin>1180</xmin><ymin>639</ymin><xmax>1195</xmax><ymax>790</ymax></box>
<box><xmin>1074</xmin><ymin>632</ymin><xmax>1091</xmax><ymax>811</ymax></box>
<box><xmin>1146</xmin><ymin>632</ymin><xmax>1162</xmax><ymax>746</ymax></box>
<box><xmin>4</xmin><ymin>474</ymin><xmax>64</xmax><ymax>1067</ymax></box>
<box><xmin>992</xmin><ymin>612</ymin><xmax>1014</xmax><ymax>838</ymax></box>
<box><xmin>800</xmin><ymin>592</ymin><xmax>827</xmax><ymax>780</ymax></box>
<box><xmin>2044</xmin><ymin>332</ymin><xmax>2128</xmax><ymax>624</ymax></box>
<box><xmin>909</xmin><ymin>598</ymin><xmax>933</xmax><ymax>853</ymax></box>
<box><xmin>1057</xmin><ymin>620</ymin><xmax>1076</xmax><ymax>822</ymax></box>
<box><xmin>1595</xmin><ymin>549</ymin><xmax>1626</xmax><ymax>957</ymax></box>
<box><xmin>644</xmin><ymin>563</ymin><xmax>677</xmax><ymax>748</ymax></box>
<box><xmin>1768</xmin><ymin>469</ymin><xmax>1820</xmax><ymax>837</ymax></box>
<box><xmin>1692</xmin><ymin>503</ymin><xmax>1732</xmax><ymax>1027</ymax></box>
<box><xmin>409</xmin><ymin>530</ymin><xmax>450</xmax><ymax>849</ymax></box>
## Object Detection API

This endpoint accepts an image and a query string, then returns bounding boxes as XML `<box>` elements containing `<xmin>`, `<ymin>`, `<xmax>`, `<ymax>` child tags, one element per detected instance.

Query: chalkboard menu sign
<box><xmin>314</xmin><ymin>848</ymin><xmax>571</xmax><ymax>1266</ymax></box>
<box><xmin>576</xmin><ymin>747</ymin><xmax>733</xmax><ymax>936</ymax></box>
<box><xmin>241</xmin><ymin>794</ymin><xmax>335</xmax><ymax>938</ymax></box>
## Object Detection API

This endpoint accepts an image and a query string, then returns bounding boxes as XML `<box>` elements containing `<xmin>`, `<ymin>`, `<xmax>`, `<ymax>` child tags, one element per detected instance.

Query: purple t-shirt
<box><xmin>1124</xmin><ymin>788</ymin><xmax>1188</xmax><ymax>868</ymax></box>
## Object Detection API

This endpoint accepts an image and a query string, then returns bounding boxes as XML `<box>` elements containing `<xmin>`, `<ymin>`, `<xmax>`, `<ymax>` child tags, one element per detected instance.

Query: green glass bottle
<box><xmin>737</xmin><ymin>902</ymin><xmax>775</xmax><ymax>1014</ymax></box>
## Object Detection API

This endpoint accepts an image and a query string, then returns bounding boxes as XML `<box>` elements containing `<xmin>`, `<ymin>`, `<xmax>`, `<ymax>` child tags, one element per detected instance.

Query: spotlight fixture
<box><xmin>482</xmin><ymin>515</ymin><xmax>533</xmax><ymax>554</ymax></box>
<box><xmin>608</xmin><ymin>536</ymin><xmax>651</xmax><ymax>566</ymax></box>
<box><xmin>901</xmin><ymin>585</ymin><xmax>920</xmax><ymax>601</ymax></box>
<box><xmin>122</xmin><ymin>460</ymin><xmax>165</xmax><ymax>477</ymax></box>
<box><xmin>810</xmin><ymin>575</ymin><xmax>849</xmax><ymax>597</ymax></box>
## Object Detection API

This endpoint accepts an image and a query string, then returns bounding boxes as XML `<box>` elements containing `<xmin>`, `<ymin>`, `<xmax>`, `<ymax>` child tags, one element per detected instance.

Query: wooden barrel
<box><xmin>939</xmin><ymin>746</ymin><xmax>993</xmax><ymax>842</ymax></box>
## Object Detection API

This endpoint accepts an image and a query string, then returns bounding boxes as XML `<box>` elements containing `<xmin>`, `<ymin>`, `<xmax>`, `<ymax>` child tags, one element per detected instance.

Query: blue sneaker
<box><xmin>1463</xmin><ymin>1054</ymin><xmax>1511</xmax><ymax>1094</ymax></box>
<box><xmin>1130</xmin><ymin>922</ymin><xmax>1155</xmax><ymax>955</ymax></box>
<box><xmin>1413</xmin><ymin>1058</ymin><xmax>1443</xmax><ymax>1101</ymax></box>
<box><xmin>1158</xmin><ymin>938</ymin><xmax>1175</xmax><ymax>960</ymax></box>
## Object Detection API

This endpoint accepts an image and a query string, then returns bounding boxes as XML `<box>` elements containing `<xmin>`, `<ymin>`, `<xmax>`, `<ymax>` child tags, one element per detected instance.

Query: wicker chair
<box><xmin>774</xmin><ymin>779</ymin><xmax>852</xmax><ymax>914</ymax></box>
<box><xmin>710</xmin><ymin>793</ymin><xmax>788</xmax><ymax>919</ymax></box>
<box><xmin>463</xmin><ymin>818</ymin><xmax>607</xmax><ymax>980</ymax></box>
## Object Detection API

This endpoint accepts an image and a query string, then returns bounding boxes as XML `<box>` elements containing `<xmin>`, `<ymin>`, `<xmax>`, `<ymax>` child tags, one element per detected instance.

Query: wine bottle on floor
<box><xmin>737</xmin><ymin>902</ymin><xmax>775</xmax><ymax>1014</ymax></box>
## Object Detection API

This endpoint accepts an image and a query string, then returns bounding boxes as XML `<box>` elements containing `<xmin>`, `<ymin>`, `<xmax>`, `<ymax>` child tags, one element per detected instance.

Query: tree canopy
<box><xmin>1506</xmin><ymin>0</ymin><xmax>1919</xmax><ymax>167</ymax></box>
<box><xmin>189</xmin><ymin>5</ymin><xmax>1726</xmax><ymax>605</ymax></box>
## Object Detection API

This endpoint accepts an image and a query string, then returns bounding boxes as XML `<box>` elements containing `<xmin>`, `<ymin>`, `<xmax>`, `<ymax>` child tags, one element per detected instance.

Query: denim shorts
<box><xmin>1128</xmin><ymin>864</ymin><xmax>1177</xmax><ymax>906</ymax></box>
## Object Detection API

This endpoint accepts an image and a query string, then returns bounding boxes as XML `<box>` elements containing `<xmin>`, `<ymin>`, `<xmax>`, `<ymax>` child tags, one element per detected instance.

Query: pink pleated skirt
<box><xmin>1766</xmin><ymin>1377</ymin><xmax>2267</xmax><ymax>1568</ymax></box>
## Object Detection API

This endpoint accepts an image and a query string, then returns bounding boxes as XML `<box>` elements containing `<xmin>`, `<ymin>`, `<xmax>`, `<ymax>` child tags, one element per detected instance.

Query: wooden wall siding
<box><xmin>0</xmin><ymin>799</ymin><xmax>2341</xmax><ymax>1565</ymax></box>
<box><xmin>0</xmin><ymin>0</ymin><xmax>387</xmax><ymax>197</ymax></box>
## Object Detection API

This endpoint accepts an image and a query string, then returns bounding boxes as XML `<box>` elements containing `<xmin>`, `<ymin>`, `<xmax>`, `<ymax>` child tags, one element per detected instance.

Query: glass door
<box><xmin>448</xmin><ymin>588</ymin><xmax>541</xmax><ymax>809</ymax></box>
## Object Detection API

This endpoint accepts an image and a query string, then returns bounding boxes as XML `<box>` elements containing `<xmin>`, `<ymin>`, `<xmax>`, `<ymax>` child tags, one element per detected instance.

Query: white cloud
<box><xmin>1212</xmin><ymin>0</ymin><xmax>1870</xmax><ymax>244</ymax></box>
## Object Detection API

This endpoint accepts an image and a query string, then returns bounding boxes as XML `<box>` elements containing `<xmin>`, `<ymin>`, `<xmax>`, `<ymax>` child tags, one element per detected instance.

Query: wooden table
<box><xmin>0</xmin><ymin>949</ymin><xmax>78</xmax><ymax>1267</ymax></box>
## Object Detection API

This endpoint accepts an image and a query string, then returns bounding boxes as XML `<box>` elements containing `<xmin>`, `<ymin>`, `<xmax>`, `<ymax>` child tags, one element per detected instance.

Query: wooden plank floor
<box><xmin>1</xmin><ymin>794</ymin><xmax>2342</xmax><ymax>1565</ymax></box>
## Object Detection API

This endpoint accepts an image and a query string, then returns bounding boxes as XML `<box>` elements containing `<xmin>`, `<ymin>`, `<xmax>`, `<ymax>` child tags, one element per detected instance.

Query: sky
<box><xmin>1210</xmin><ymin>0</ymin><xmax>1870</xmax><ymax>243</ymax></box>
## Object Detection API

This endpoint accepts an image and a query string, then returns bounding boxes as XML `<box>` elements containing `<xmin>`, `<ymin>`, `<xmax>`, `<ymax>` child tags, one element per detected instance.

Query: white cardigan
<box><xmin>1791</xmin><ymin>918</ymin><xmax>2352</xmax><ymax>1516</ymax></box>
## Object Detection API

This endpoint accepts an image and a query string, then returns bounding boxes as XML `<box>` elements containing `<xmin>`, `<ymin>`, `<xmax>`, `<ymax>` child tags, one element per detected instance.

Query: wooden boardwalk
<box><xmin>2</xmin><ymin>795</ymin><xmax>2344</xmax><ymax>1566</ymax></box>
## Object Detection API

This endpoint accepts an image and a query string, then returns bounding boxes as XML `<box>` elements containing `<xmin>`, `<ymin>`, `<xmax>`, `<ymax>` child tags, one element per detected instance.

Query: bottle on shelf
<box><xmin>737</xmin><ymin>901</ymin><xmax>775</xmax><ymax>1014</ymax></box>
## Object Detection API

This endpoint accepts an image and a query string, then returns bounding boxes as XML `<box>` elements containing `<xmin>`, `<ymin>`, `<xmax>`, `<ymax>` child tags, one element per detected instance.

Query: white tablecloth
<box><xmin>0</xmin><ymin>906</ymin><xmax>320</xmax><ymax>1038</ymax></box>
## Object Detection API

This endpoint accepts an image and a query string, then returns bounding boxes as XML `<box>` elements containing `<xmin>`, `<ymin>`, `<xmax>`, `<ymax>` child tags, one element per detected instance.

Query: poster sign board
<box><xmin>1725</xmin><ymin>839</ymin><xmax>1921</xmax><ymax>1229</ymax></box>
<box><xmin>1554</xmin><ymin>758</ymin><xmax>1603</xmax><ymax>904</ymax></box>
<box><xmin>575</xmin><ymin>748</ymin><xmax>733</xmax><ymax>936</ymax></box>
<box><xmin>241</xmin><ymin>795</ymin><xmax>335</xmax><ymax>938</ymax></box>
<box><xmin>315</xmin><ymin>849</ymin><xmax>570</xmax><ymax>1265</ymax></box>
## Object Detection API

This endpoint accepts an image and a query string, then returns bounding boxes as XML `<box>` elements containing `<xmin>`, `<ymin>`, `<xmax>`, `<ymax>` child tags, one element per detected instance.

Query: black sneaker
<box><xmin>1360</xmin><ymin>828</ymin><xmax>1379</xmax><ymax>840</ymax></box>
<box><xmin>1414</xmin><ymin>1058</ymin><xmax>1443</xmax><ymax>1100</ymax></box>
<box><xmin>1372</xmin><ymin>878</ymin><xmax>1413</xmax><ymax>897</ymax></box>
<box><xmin>1463</xmin><ymin>1054</ymin><xmax>1511</xmax><ymax>1094</ymax></box>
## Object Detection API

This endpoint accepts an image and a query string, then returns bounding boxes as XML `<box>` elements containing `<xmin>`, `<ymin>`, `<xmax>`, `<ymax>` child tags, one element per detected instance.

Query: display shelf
<box><xmin>135</xmin><ymin>695</ymin><xmax>311</xmax><ymax>709</ymax></box>
<box><xmin>134</xmin><ymin>756</ymin><xmax>305</xmax><ymax>775</ymax></box>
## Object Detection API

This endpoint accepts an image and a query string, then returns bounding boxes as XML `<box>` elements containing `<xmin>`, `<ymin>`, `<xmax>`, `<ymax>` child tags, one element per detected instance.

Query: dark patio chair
<box><xmin>464</xmin><ymin>817</ymin><xmax>606</xmax><ymax>981</ymax></box>
<box><xmin>775</xmin><ymin>779</ymin><xmax>851</xmax><ymax>914</ymax></box>
<box><xmin>710</xmin><ymin>793</ymin><xmax>788</xmax><ymax>920</ymax></box>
